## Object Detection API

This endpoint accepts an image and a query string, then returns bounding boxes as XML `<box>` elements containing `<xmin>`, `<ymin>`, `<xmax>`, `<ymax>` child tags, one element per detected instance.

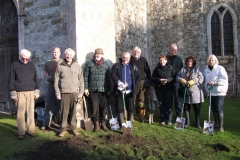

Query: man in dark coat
<box><xmin>131</xmin><ymin>46</ymin><xmax>151</xmax><ymax>122</ymax></box>
<box><xmin>111</xmin><ymin>51</ymin><xmax>141</xmax><ymax>128</ymax></box>
<box><xmin>166</xmin><ymin>44</ymin><xmax>183</xmax><ymax>117</ymax></box>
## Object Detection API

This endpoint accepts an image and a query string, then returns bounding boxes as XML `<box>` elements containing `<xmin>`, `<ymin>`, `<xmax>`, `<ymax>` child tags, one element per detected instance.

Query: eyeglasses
<box><xmin>21</xmin><ymin>58</ymin><xmax>29</xmax><ymax>61</ymax></box>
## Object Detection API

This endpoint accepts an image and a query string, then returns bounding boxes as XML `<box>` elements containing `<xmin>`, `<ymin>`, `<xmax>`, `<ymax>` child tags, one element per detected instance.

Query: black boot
<box><xmin>218</xmin><ymin>113</ymin><xmax>224</xmax><ymax>132</ymax></box>
<box><xmin>184</xmin><ymin>104</ymin><xmax>190</xmax><ymax>128</ymax></box>
<box><xmin>213</xmin><ymin>112</ymin><xmax>219</xmax><ymax>129</ymax></box>
<box><xmin>193</xmin><ymin>104</ymin><xmax>201</xmax><ymax>129</ymax></box>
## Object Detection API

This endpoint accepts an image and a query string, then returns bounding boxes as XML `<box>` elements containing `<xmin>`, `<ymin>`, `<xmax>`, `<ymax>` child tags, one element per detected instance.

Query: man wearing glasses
<box><xmin>9</xmin><ymin>49</ymin><xmax>40</xmax><ymax>140</ymax></box>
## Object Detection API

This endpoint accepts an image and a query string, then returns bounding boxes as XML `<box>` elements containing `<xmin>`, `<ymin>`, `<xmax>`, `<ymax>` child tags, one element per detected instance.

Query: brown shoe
<box><xmin>94</xmin><ymin>121</ymin><xmax>100</xmax><ymax>132</ymax></box>
<box><xmin>27</xmin><ymin>132</ymin><xmax>37</xmax><ymax>137</ymax></box>
<box><xmin>59</xmin><ymin>130</ymin><xmax>67</xmax><ymax>137</ymax></box>
<box><xmin>101</xmin><ymin>122</ymin><xmax>109</xmax><ymax>132</ymax></box>
<box><xmin>72</xmin><ymin>129</ymin><xmax>79</xmax><ymax>136</ymax></box>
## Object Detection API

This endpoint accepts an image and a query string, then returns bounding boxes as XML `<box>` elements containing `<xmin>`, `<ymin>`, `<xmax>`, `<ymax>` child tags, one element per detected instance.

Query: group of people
<box><xmin>152</xmin><ymin>44</ymin><xmax>228</xmax><ymax>133</ymax></box>
<box><xmin>9</xmin><ymin>44</ymin><xmax>228</xmax><ymax>140</ymax></box>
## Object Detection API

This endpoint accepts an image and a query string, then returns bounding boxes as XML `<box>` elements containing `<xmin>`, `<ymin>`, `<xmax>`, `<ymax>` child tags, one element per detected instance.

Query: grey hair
<box><xmin>207</xmin><ymin>54</ymin><xmax>219</xmax><ymax>65</ymax></box>
<box><xmin>20</xmin><ymin>49</ymin><xmax>31</xmax><ymax>58</ymax></box>
<box><xmin>65</xmin><ymin>48</ymin><xmax>75</xmax><ymax>56</ymax></box>
<box><xmin>133</xmin><ymin>46</ymin><xmax>141</xmax><ymax>53</ymax></box>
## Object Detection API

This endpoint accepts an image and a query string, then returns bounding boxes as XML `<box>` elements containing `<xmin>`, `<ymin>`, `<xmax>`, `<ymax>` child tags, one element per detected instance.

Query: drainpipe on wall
<box><xmin>234</xmin><ymin>55</ymin><xmax>238</xmax><ymax>97</ymax></box>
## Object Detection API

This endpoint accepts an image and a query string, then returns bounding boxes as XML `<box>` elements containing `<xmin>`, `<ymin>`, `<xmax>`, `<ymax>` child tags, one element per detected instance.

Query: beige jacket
<box><xmin>54</xmin><ymin>60</ymin><xmax>84</xmax><ymax>97</ymax></box>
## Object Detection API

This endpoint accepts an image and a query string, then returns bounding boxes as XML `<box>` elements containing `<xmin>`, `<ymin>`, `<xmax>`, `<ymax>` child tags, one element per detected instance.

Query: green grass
<box><xmin>0</xmin><ymin>97</ymin><xmax>240</xmax><ymax>160</ymax></box>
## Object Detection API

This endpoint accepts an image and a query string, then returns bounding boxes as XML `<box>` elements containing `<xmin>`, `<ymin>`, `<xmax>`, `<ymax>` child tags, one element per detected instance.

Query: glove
<box><xmin>10</xmin><ymin>91</ymin><xmax>17</xmax><ymax>100</ymax></box>
<box><xmin>10</xmin><ymin>91</ymin><xmax>18</xmax><ymax>102</ymax></box>
<box><xmin>118</xmin><ymin>81</ymin><xmax>128</xmax><ymax>91</ymax></box>
<box><xmin>84</xmin><ymin>90</ymin><xmax>89</xmax><ymax>97</ymax></box>
<box><xmin>179</xmin><ymin>78</ymin><xmax>187</xmax><ymax>85</ymax></box>
<box><xmin>34</xmin><ymin>89</ymin><xmax>40</xmax><ymax>100</ymax></box>
<box><xmin>187</xmin><ymin>80</ymin><xmax>195</xmax><ymax>87</ymax></box>
<box><xmin>138</xmin><ymin>102</ymin><xmax>144</xmax><ymax>108</ymax></box>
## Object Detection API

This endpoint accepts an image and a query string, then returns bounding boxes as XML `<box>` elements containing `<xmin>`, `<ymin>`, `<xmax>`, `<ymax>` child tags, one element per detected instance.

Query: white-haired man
<box><xmin>131</xmin><ymin>46</ymin><xmax>151</xmax><ymax>122</ymax></box>
<box><xmin>54</xmin><ymin>48</ymin><xmax>84</xmax><ymax>137</ymax></box>
<box><xmin>9</xmin><ymin>49</ymin><xmax>40</xmax><ymax>140</ymax></box>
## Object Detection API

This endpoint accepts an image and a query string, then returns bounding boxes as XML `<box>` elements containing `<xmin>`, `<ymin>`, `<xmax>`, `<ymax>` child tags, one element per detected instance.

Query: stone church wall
<box><xmin>22</xmin><ymin>0</ymin><xmax>68</xmax><ymax>94</ymax></box>
<box><xmin>114</xmin><ymin>0</ymin><xmax>148</xmax><ymax>60</ymax></box>
<box><xmin>17</xmin><ymin>0</ymin><xmax>240</xmax><ymax>97</ymax></box>
<box><xmin>147</xmin><ymin>0</ymin><xmax>240</xmax><ymax>96</ymax></box>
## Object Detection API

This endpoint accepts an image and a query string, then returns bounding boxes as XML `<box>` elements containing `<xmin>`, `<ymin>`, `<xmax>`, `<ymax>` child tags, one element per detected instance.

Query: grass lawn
<box><xmin>0</xmin><ymin>97</ymin><xmax>239</xmax><ymax>160</ymax></box>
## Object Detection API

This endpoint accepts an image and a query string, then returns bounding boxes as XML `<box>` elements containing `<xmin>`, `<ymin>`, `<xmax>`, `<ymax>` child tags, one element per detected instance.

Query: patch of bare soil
<box><xmin>214</xmin><ymin>143</ymin><xmax>230</xmax><ymax>152</ymax></box>
<box><xmin>16</xmin><ymin>134</ymin><xmax>158</xmax><ymax>160</ymax></box>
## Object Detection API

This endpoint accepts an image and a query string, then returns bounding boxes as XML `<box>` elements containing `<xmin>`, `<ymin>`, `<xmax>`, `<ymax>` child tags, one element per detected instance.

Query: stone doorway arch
<box><xmin>0</xmin><ymin>0</ymin><xmax>19</xmax><ymax>112</ymax></box>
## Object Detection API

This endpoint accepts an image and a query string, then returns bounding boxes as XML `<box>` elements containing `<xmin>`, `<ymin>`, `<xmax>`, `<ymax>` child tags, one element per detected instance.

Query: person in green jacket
<box><xmin>84</xmin><ymin>48</ymin><xmax>110</xmax><ymax>132</ymax></box>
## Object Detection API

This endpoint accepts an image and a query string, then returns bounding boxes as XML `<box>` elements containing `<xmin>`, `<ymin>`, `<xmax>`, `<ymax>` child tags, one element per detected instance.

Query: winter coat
<box><xmin>84</xmin><ymin>59</ymin><xmax>110</xmax><ymax>92</ymax></box>
<box><xmin>177</xmin><ymin>65</ymin><xmax>204</xmax><ymax>104</ymax></box>
<box><xmin>151</xmin><ymin>63</ymin><xmax>175</xmax><ymax>91</ymax></box>
<box><xmin>130</xmin><ymin>56</ymin><xmax>151</xmax><ymax>80</ymax></box>
<box><xmin>54</xmin><ymin>59</ymin><xmax>84</xmax><ymax>97</ymax></box>
<box><xmin>166</xmin><ymin>54</ymin><xmax>183</xmax><ymax>77</ymax></box>
<box><xmin>110</xmin><ymin>58</ymin><xmax>141</xmax><ymax>97</ymax></box>
<box><xmin>203</xmin><ymin>64</ymin><xmax>228</xmax><ymax>96</ymax></box>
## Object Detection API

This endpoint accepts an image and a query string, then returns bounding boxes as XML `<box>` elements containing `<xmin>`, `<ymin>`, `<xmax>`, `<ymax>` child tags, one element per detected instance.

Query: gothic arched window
<box><xmin>207</xmin><ymin>3</ymin><xmax>238</xmax><ymax>56</ymax></box>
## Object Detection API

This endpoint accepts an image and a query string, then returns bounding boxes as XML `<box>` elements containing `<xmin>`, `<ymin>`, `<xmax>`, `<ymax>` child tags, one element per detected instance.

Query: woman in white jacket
<box><xmin>203</xmin><ymin>54</ymin><xmax>228</xmax><ymax>132</ymax></box>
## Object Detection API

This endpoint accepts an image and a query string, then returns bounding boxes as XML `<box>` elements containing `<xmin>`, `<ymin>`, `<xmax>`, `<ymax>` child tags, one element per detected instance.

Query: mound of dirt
<box><xmin>19</xmin><ymin>134</ymin><xmax>158</xmax><ymax>160</ymax></box>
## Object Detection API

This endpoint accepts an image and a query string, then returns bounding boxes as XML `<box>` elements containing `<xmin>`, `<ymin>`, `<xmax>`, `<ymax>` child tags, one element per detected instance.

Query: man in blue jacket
<box><xmin>111</xmin><ymin>51</ymin><xmax>141</xmax><ymax>129</ymax></box>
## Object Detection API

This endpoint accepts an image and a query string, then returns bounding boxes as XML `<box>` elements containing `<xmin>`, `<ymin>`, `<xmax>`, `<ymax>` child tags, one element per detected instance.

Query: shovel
<box><xmin>82</xmin><ymin>96</ymin><xmax>93</xmax><ymax>131</ymax></box>
<box><xmin>121</xmin><ymin>90</ymin><xmax>132</xmax><ymax>135</ymax></box>
<box><xmin>174</xmin><ymin>86</ymin><xmax>186</xmax><ymax>130</ymax></box>
<box><xmin>203</xmin><ymin>85</ymin><xmax>214</xmax><ymax>134</ymax></box>
<box><xmin>108</xmin><ymin>103</ymin><xmax>120</xmax><ymax>130</ymax></box>
<box><xmin>148</xmin><ymin>91</ymin><xmax>153</xmax><ymax>124</ymax></box>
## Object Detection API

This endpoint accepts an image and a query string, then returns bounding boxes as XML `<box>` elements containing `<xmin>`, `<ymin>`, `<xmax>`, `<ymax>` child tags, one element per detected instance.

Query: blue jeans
<box><xmin>156</xmin><ymin>89</ymin><xmax>173</xmax><ymax>123</ymax></box>
<box><xmin>43</xmin><ymin>86</ymin><xmax>60</xmax><ymax>127</ymax></box>
<box><xmin>211</xmin><ymin>96</ymin><xmax>225</xmax><ymax>113</ymax></box>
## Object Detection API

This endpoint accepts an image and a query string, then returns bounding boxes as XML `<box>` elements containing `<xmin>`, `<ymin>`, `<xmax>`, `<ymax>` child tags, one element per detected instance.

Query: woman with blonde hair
<box><xmin>203</xmin><ymin>54</ymin><xmax>228</xmax><ymax>132</ymax></box>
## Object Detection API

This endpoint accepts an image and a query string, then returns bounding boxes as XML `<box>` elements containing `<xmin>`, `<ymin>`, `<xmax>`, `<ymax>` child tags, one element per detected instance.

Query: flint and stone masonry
<box><xmin>6</xmin><ymin>0</ymin><xmax>240</xmax><ymax>111</ymax></box>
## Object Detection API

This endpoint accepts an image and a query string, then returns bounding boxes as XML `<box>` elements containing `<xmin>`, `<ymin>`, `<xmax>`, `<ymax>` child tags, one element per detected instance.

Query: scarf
<box><xmin>94</xmin><ymin>57</ymin><xmax>104</xmax><ymax>66</ymax></box>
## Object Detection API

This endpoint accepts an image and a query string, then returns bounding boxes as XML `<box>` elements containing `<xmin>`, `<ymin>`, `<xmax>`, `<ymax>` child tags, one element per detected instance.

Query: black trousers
<box><xmin>89</xmin><ymin>91</ymin><xmax>107</xmax><ymax>122</ymax></box>
<box><xmin>116</xmin><ymin>92</ymin><xmax>134</xmax><ymax>114</ymax></box>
